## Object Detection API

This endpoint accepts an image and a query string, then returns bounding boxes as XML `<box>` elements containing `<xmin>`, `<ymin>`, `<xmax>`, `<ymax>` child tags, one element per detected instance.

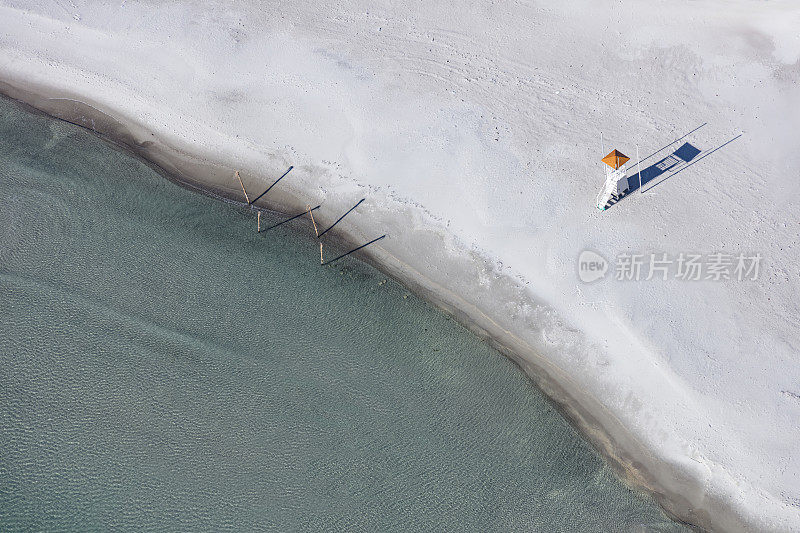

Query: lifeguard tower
<box><xmin>595</xmin><ymin>149</ymin><xmax>632</xmax><ymax>210</ymax></box>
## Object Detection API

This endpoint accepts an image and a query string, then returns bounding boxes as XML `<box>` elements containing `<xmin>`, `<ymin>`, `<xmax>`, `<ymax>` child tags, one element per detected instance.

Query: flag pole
<box><xmin>637</xmin><ymin>144</ymin><xmax>642</xmax><ymax>194</ymax></box>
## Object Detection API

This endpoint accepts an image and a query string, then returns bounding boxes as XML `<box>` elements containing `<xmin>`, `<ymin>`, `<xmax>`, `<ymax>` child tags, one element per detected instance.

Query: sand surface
<box><xmin>1</xmin><ymin>1</ymin><xmax>799</xmax><ymax>530</ymax></box>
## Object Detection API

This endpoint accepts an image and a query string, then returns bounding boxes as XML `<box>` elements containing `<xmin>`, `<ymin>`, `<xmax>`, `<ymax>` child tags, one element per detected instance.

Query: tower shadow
<box><xmin>604</xmin><ymin>134</ymin><xmax>741</xmax><ymax>210</ymax></box>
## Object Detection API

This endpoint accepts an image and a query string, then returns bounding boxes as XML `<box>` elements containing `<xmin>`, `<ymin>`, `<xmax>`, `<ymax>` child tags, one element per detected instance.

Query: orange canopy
<box><xmin>602</xmin><ymin>149</ymin><xmax>630</xmax><ymax>170</ymax></box>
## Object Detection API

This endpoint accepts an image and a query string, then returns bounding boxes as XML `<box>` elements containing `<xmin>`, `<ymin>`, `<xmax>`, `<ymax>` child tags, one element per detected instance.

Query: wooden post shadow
<box><xmin>318</xmin><ymin>198</ymin><xmax>365</xmax><ymax>239</ymax></box>
<box><xmin>261</xmin><ymin>205</ymin><xmax>321</xmax><ymax>232</ymax></box>
<box><xmin>321</xmin><ymin>235</ymin><xmax>386</xmax><ymax>266</ymax></box>
<box><xmin>249</xmin><ymin>166</ymin><xmax>294</xmax><ymax>206</ymax></box>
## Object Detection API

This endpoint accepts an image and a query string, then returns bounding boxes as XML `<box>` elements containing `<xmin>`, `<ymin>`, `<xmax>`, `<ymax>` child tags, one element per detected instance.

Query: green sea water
<box><xmin>0</xmin><ymin>97</ymin><xmax>684</xmax><ymax>532</ymax></box>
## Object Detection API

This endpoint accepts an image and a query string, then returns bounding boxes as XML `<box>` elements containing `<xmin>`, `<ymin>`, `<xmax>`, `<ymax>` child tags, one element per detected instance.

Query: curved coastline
<box><xmin>0</xmin><ymin>77</ymin><xmax>767</xmax><ymax>532</ymax></box>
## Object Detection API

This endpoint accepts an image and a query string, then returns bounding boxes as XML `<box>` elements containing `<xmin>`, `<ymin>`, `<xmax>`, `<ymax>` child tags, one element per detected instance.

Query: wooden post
<box><xmin>235</xmin><ymin>170</ymin><xmax>250</xmax><ymax>204</ymax></box>
<box><xmin>308</xmin><ymin>204</ymin><xmax>319</xmax><ymax>237</ymax></box>
<box><xmin>257</xmin><ymin>211</ymin><xmax>261</xmax><ymax>233</ymax></box>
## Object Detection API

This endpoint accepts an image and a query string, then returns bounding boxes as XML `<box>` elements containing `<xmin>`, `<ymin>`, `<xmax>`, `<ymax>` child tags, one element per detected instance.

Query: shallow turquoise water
<box><xmin>0</xmin><ymin>97</ymin><xmax>684</xmax><ymax>532</ymax></box>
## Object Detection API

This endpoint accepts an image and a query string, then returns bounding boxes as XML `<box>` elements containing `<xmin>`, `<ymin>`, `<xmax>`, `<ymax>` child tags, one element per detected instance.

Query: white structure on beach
<box><xmin>596</xmin><ymin>149</ymin><xmax>631</xmax><ymax>209</ymax></box>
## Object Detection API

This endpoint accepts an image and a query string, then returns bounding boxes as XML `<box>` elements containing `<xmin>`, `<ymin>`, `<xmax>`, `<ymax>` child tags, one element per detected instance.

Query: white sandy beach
<box><xmin>1</xmin><ymin>1</ymin><xmax>799</xmax><ymax>530</ymax></box>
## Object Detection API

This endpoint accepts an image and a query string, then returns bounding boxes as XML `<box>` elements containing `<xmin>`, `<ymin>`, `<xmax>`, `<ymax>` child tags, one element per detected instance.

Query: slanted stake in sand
<box><xmin>234</xmin><ymin>170</ymin><xmax>250</xmax><ymax>204</ymax></box>
<box><xmin>307</xmin><ymin>204</ymin><xmax>323</xmax><ymax>263</ymax></box>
